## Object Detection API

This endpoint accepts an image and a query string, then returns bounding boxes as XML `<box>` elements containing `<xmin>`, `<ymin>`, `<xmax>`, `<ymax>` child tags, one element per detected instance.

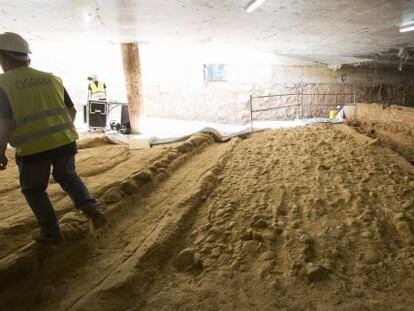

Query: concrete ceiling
<box><xmin>1</xmin><ymin>0</ymin><xmax>414</xmax><ymax>67</ymax></box>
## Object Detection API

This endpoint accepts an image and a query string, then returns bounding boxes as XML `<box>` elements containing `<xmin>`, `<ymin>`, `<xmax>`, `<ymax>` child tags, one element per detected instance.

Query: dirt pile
<box><xmin>0</xmin><ymin>140</ymin><xmax>170</xmax><ymax>260</ymax></box>
<box><xmin>76</xmin><ymin>136</ymin><xmax>113</xmax><ymax>149</ymax></box>
<box><xmin>142</xmin><ymin>125</ymin><xmax>414</xmax><ymax>311</ymax></box>
<box><xmin>0</xmin><ymin>132</ymin><xmax>227</xmax><ymax>310</ymax></box>
<box><xmin>1</xmin><ymin>125</ymin><xmax>414</xmax><ymax>311</ymax></box>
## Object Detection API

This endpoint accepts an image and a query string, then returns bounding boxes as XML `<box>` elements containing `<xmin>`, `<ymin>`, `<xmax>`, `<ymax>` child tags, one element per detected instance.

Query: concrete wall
<box><xmin>345</xmin><ymin>103</ymin><xmax>414</xmax><ymax>163</ymax></box>
<box><xmin>140</xmin><ymin>45</ymin><xmax>414</xmax><ymax>123</ymax></box>
<box><xmin>28</xmin><ymin>40</ymin><xmax>414</xmax><ymax>126</ymax></box>
<box><xmin>143</xmin><ymin>62</ymin><xmax>414</xmax><ymax>123</ymax></box>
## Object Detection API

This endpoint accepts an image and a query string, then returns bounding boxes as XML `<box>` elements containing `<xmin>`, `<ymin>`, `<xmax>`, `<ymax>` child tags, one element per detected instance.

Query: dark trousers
<box><xmin>17</xmin><ymin>154</ymin><xmax>97</xmax><ymax>235</ymax></box>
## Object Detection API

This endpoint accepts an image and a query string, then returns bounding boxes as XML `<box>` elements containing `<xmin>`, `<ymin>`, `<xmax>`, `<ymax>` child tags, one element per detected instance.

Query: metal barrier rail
<box><xmin>249</xmin><ymin>92</ymin><xmax>356</xmax><ymax>132</ymax></box>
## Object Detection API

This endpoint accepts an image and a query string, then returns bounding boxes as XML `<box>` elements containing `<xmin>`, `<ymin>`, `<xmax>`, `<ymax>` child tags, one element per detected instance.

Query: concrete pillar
<box><xmin>121</xmin><ymin>42</ymin><xmax>143</xmax><ymax>134</ymax></box>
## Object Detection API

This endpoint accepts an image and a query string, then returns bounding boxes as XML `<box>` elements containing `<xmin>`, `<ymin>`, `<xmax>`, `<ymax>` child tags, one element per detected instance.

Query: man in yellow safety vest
<box><xmin>88</xmin><ymin>74</ymin><xmax>107</xmax><ymax>100</ymax></box>
<box><xmin>0</xmin><ymin>32</ymin><xmax>106</xmax><ymax>243</ymax></box>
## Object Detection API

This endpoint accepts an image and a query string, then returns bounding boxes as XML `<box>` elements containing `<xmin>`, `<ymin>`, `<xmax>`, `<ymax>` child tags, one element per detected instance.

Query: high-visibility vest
<box><xmin>89</xmin><ymin>81</ymin><xmax>106</xmax><ymax>98</ymax></box>
<box><xmin>0</xmin><ymin>67</ymin><xmax>78</xmax><ymax>156</ymax></box>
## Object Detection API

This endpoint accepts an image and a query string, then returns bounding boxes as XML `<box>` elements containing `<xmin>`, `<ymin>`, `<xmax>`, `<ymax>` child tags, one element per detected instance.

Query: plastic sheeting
<box><xmin>101</xmin><ymin>117</ymin><xmax>344</xmax><ymax>146</ymax></box>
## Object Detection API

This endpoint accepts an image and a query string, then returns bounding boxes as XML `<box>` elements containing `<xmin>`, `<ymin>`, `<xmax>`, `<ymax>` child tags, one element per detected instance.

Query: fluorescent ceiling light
<box><xmin>400</xmin><ymin>24</ymin><xmax>414</xmax><ymax>33</ymax></box>
<box><xmin>246</xmin><ymin>0</ymin><xmax>267</xmax><ymax>13</ymax></box>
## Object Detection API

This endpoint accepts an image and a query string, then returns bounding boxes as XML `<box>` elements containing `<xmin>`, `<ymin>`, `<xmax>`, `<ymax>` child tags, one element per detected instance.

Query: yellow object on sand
<box><xmin>329</xmin><ymin>110</ymin><xmax>338</xmax><ymax>119</ymax></box>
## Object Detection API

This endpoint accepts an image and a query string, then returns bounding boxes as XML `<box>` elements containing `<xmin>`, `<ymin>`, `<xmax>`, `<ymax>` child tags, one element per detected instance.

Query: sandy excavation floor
<box><xmin>0</xmin><ymin>137</ymin><xmax>183</xmax><ymax>259</ymax></box>
<box><xmin>2</xmin><ymin>124</ymin><xmax>414</xmax><ymax>311</ymax></box>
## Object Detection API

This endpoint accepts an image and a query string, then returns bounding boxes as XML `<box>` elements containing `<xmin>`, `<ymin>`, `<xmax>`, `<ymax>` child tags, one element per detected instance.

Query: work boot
<box><xmin>83</xmin><ymin>204</ymin><xmax>107</xmax><ymax>228</ymax></box>
<box><xmin>31</xmin><ymin>229</ymin><xmax>64</xmax><ymax>243</ymax></box>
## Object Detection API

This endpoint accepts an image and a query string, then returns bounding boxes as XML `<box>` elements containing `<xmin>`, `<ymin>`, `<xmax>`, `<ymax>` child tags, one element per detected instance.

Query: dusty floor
<box><xmin>0</xmin><ymin>138</ymin><xmax>181</xmax><ymax>259</ymax></box>
<box><xmin>1</xmin><ymin>124</ymin><xmax>414</xmax><ymax>311</ymax></box>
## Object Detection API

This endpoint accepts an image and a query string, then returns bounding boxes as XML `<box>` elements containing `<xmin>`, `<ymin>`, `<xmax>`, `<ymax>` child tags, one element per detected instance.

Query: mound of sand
<box><xmin>2</xmin><ymin>125</ymin><xmax>414</xmax><ymax>311</ymax></box>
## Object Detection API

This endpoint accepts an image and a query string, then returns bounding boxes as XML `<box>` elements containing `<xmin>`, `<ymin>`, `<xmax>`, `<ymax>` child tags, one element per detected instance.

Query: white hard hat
<box><xmin>0</xmin><ymin>32</ymin><xmax>31</xmax><ymax>60</ymax></box>
<box><xmin>336</xmin><ymin>105</ymin><xmax>341</xmax><ymax>110</ymax></box>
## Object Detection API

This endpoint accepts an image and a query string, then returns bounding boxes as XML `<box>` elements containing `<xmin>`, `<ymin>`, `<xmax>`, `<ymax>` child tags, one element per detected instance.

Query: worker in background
<box><xmin>88</xmin><ymin>74</ymin><xmax>107</xmax><ymax>100</ymax></box>
<box><xmin>0</xmin><ymin>32</ymin><xmax>106</xmax><ymax>243</ymax></box>
<box><xmin>335</xmin><ymin>105</ymin><xmax>346</xmax><ymax>121</ymax></box>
